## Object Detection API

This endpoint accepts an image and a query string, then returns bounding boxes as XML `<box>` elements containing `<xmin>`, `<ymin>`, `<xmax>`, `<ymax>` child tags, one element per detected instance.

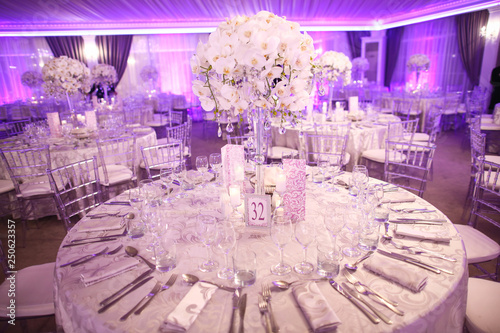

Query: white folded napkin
<box><xmin>292</xmin><ymin>282</ymin><xmax>341</xmax><ymax>332</ymax></box>
<box><xmin>160</xmin><ymin>282</ymin><xmax>218</xmax><ymax>332</ymax></box>
<box><xmin>364</xmin><ymin>254</ymin><xmax>428</xmax><ymax>292</ymax></box>
<box><xmin>381</xmin><ymin>190</ymin><xmax>416</xmax><ymax>204</ymax></box>
<box><xmin>81</xmin><ymin>258</ymin><xmax>138</xmax><ymax>287</ymax></box>
<box><xmin>78</xmin><ymin>216</ymin><xmax>124</xmax><ymax>232</ymax></box>
<box><xmin>395</xmin><ymin>224</ymin><xmax>451</xmax><ymax>242</ymax></box>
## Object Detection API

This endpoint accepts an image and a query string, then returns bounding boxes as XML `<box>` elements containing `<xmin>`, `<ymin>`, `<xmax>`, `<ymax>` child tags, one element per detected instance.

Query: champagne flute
<box><xmin>216</xmin><ymin>221</ymin><xmax>236</xmax><ymax>279</ymax></box>
<box><xmin>270</xmin><ymin>212</ymin><xmax>293</xmax><ymax>275</ymax></box>
<box><xmin>159</xmin><ymin>167</ymin><xmax>174</xmax><ymax>203</ymax></box>
<box><xmin>196</xmin><ymin>215</ymin><xmax>219</xmax><ymax>272</ymax></box>
<box><xmin>196</xmin><ymin>155</ymin><xmax>209</xmax><ymax>188</ymax></box>
<box><xmin>294</xmin><ymin>215</ymin><xmax>316</xmax><ymax>274</ymax></box>
<box><xmin>209</xmin><ymin>153</ymin><xmax>222</xmax><ymax>186</ymax></box>
<box><xmin>327</xmin><ymin>156</ymin><xmax>341</xmax><ymax>192</ymax></box>
<box><xmin>324</xmin><ymin>207</ymin><xmax>345</xmax><ymax>250</ymax></box>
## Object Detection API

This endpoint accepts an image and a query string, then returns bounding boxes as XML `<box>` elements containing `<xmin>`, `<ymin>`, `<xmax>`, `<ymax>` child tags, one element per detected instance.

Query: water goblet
<box><xmin>173</xmin><ymin>162</ymin><xmax>188</xmax><ymax>198</ymax></box>
<box><xmin>324</xmin><ymin>207</ymin><xmax>346</xmax><ymax>250</ymax></box>
<box><xmin>216</xmin><ymin>221</ymin><xmax>236</xmax><ymax>279</ymax></box>
<box><xmin>196</xmin><ymin>155</ymin><xmax>209</xmax><ymax>188</ymax></box>
<box><xmin>196</xmin><ymin>215</ymin><xmax>219</xmax><ymax>272</ymax></box>
<box><xmin>270</xmin><ymin>212</ymin><xmax>293</xmax><ymax>275</ymax></box>
<box><xmin>327</xmin><ymin>156</ymin><xmax>341</xmax><ymax>192</ymax></box>
<box><xmin>159</xmin><ymin>167</ymin><xmax>175</xmax><ymax>203</ymax></box>
<box><xmin>209</xmin><ymin>153</ymin><xmax>222</xmax><ymax>186</ymax></box>
<box><xmin>343</xmin><ymin>210</ymin><xmax>362</xmax><ymax>257</ymax></box>
<box><xmin>294</xmin><ymin>215</ymin><xmax>316</xmax><ymax>274</ymax></box>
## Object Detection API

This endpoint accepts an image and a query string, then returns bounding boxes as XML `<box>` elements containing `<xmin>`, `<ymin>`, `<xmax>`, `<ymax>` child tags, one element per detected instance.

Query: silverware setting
<box><xmin>87</xmin><ymin>212</ymin><xmax>128</xmax><ymax>219</ymax></box>
<box><xmin>60</xmin><ymin>245</ymin><xmax>123</xmax><ymax>268</ymax></box>
<box><xmin>258</xmin><ymin>294</ymin><xmax>273</xmax><ymax>333</ymax></box>
<box><xmin>135</xmin><ymin>274</ymin><xmax>178</xmax><ymax>315</ymax></box>
<box><xmin>342</xmin><ymin>283</ymin><xmax>393</xmax><ymax>325</ymax></box>
<box><xmin>261</xmin><ymin>284</ymin><xmax>279</xmax><ymax>333</ymax></box>
<box><xmin>238</xmin><ymin>293</ymin><xmax>247</xmax><ymax>333</ymax></box>
<box><xmin>62</xmin><ymin>237</ymin><xmax>118</xmax><ymax>248</ymax></box>
<box><xmin>99</xmin><ymin>268</ymin><xmax>155</xmax><ymax>307</ymax></box>
<box><xmin>329</xmin><ymin>279</ymin><xmax>380</xmax><ymax>324</ymax></box>
<box><xmin>70</xmin><ymin>229</ymin><xmax>127</xmax><ymax>243</ymax></box>
<box><xmin>229</xmin><ymin>289</ymin><xmax>240</xmax><ymax>333</ymax></box>
<box><xmin>377</xmin><ymin>249</ymin><xmax>454</xmax><ymax>275</ymax></box>
<box><xmin>384</xmin><ymin>240</ymin><xmax>457</xmax><ymax>262</ymax></box>
<box><xmin>390</xmin><ymin>208</ymin><xmax>436</xmax><ymax>213</ymax></box>
<box><xmin>98</xmin><ymin>276</ymin><xmax>153</xmax><ymax>313</ymax></box>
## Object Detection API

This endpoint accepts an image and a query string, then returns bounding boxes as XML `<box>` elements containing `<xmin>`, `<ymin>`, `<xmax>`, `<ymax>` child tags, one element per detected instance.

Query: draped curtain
<box><xmin>45</xmin><ymin>36</ymin><xmax>87</xmax><ymax>65</ymax></box>
<box><xmin>455</xmin><ymin>10</ymin><xmax>489</xmax><ymax>87</ymax></box>
<box><xmin>390</xmin><ymin>16</ymin><xmax>469</xmax><ymax>92</ymax></box>
<box><xmin>384</xmin><ymin>27</ymin><xmax>404</xmax><ymax>87</ymax></box>
<box><xmin>96</xmin><ymin>35</ymin><xmax>133</xmax><ymax>84</ymax></box>
<box><xmin>347</xmin><ymin>31</ymin><xmax>370</xmax><ymax>59</ymax></box>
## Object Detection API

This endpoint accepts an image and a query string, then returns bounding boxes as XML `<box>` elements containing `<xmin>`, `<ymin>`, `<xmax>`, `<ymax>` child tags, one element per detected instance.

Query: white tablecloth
<box><xmin>54</xmin><ymin>174</ymin><xmax>467</xmax><ymax>333</ymax></box>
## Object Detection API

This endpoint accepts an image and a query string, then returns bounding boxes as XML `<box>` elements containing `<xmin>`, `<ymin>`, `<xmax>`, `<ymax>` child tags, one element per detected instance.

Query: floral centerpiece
<box><xmin>190</xmin><ymin>10</ymin><xmax>315</xmax><ymax>122</ymax></box>
<box><xmin>317</xmin><ymin>51</ymin><xmax>352</xmax><ymax>85</ymax></box>
<box><xmin>352</xmin><ymin>57</ymin><xmax>369</xmax><ymax>73</ymax></box>
<box><xmin>21</xmin><ymin>70</ymin><xmax>43</xmax><ymax>88</ymax></box>
<box><xmin>407</xmin><ymin>54</ymin><xmax>430</xmax><ymax>72</ymax></box>
<box><xmin>140</xmin><ymin>66</ymin><xmax>159</xmax><ymax>82</ymax></box>
<box><xmin>42</xmin><ymin>55</ymin><xmax>90</xmax><ymax>100</ymax></box>
<box><xmin>91</xmin><ymin>64</ymin><xmax>118</xmax><ymax>86</ymax></box>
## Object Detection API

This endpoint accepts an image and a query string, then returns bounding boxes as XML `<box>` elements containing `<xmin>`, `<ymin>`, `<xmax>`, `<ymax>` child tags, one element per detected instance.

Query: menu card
<box><xmin>47</xmin><ymin>112</ymin><xmax>62</xmax><ymax>137</ymax></box>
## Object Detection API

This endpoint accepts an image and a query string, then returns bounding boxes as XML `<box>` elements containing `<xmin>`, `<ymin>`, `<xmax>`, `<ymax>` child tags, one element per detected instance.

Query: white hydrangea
<box><xmin>317</xmin><ymin>51</ymin><xmax>352</xmax><ymax>85</ymax></box>
<box><xmin>21</xmin><ymin>70</ymin><xmax>43</xmax><ymax>88</ymax></box>
<box><xmin>91</xmin><ymin>64</ymin><xmax>118</xmax><ymax>86</ymax></box>
<box><xmin>42</xmin><ymin>56</ymin><xmax>90</xmax><ymax>98</ymax></box>
<box><xmin>191</xmin><ymin>10</ymin><xmax>316</xmax><ymax>118</ymax></box>
<box><xmin>352</xmin><ymin>57</ymin><xmax>369</xmax><ymax>72</ymax></box>
<box><xmin>407</xmin><ymin>54</ymin><xmax>430</xmax><ymax>72</ymax></box>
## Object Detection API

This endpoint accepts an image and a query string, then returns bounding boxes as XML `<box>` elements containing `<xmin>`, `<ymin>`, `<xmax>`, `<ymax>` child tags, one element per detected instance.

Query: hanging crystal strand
<box><xmin>216</xmin><ymin>114</ymin><xmax>222</xmax><ymax>137</ymax></box>
<box><xmin>226</xmin><ymin>122</ymin><xmax>234</xmax><ymax>133</ymax></box>
<box><xmin>278</xmin><ymin>113</ymin><xmax>287</xmax><ymax>134</ymax></box>
<box><xmin>318</xmin><ymin>75</ymin><xmax>325</xmax><ymax>96</ymax></box>
<box><xmin>263</xmin><ymin>109</ymin><xmax>271</xmax><ymax>131</ymax></box>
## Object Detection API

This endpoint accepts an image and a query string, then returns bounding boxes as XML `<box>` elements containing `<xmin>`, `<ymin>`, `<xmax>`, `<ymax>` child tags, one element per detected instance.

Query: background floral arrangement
<box><xmin>42</xmin><ymin>56</ymin><xmax>90</xmax><ymax>98</ymax></box>
<box><xmin>21</xmin><ymin>70</ymin><xmax>43</xmax><ymax>88</ymax></box>
<box><xmin>352</xmin><ymin>57</ymin><xmax>369</xmax><ymax>72</ymax></box>
<box><xmin>91</xmin><ymin>64</ymin><xmax>118</xmax><ymax>86</ymax></box>
<box><xmin>190</xmin><ymin>10</ymin><xmax>315</xmax><ymax>119</ymax></box>
<box><xmin>140</xmin><ymin>65</ymin><xmax>159</xmax><ymax>82</ymax></box>
<box><xmin>407</xmin><ymin>54</ymin><xmax>430</xmax><ymax>72</ymax></box>
<box><xmin>317</xmin><ymin>51</ymin><xmax>352</xmax><ymax>85</ymax></box>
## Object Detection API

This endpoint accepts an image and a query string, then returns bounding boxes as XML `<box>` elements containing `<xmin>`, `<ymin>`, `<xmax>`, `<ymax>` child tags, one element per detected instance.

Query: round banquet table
<box><xmin>0</xmin><ymin>126</ymin><xmax>157</xmax><ymax>218</ymax></box>
<box><xmin>271</xmin><ymin>115</ymin><xmax>400</xmax><ymax>169</ymax></box>
<box><xmin>54</xmin><ymin>173</ymin><xmax>467</xmax><ymax>333</ymax></box>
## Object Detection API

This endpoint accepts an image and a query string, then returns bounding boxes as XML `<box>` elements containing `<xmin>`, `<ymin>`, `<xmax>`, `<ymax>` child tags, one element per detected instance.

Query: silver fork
<box><xmin>261</xmin><ymin>284</ymin><xmax>279</xmax><ymax>333</ymax></box>
<box><xmin>60</xmin><ymin>247</ymin><xmax>109</xmax><ymax>267</ymax></box>
<box><xmin>258</xmin><ymin>295</ymin><xmax>272</xmax><ymax>333</ymax></box>
<box><xmin>134</xmin><ymin>273</ymin><xmax>178</xmax><ymax>315</ymax></box>
<box><xmin>69</xmin><ymin>244</ymin><xmax>123</xmax><ymax>267</ymax></box>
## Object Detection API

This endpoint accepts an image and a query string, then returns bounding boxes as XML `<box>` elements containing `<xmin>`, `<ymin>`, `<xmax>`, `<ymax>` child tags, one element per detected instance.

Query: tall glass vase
<box><xmin>252</xmin><ymin>107</ymin><xmax>266</xmax><ymax>195</ymax></box>
<box><xmin>66</xmin><ymin>92</ymin><xmax>78</xmax><ymax>128</ymax></box>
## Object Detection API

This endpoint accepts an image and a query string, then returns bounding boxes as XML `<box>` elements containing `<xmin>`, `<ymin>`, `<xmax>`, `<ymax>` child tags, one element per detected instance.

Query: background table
<box><xmin>54</xmin><ymin>174</ymin><xmax>467</xmax><ymax>333</ymax></box>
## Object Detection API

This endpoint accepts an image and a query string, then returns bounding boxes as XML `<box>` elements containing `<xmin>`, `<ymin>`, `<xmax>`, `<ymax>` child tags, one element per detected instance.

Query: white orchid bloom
<box><xmin>214</xmin><ymin>57</ymin><xmax>236</xmax><ymax>76</ymax></box>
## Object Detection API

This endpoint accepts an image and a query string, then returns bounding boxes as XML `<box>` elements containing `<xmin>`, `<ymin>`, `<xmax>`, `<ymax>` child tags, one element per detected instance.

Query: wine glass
<box><xmin>324</xmin><ymin>207</ymin><xmax>345</xmax><ymax>250</ymax></box>
<box><xmin>352</xmin><ymin>165</ymin><xmax>369</xmax><ymax>195</ymax></box>
<box><xmin>196</xmin><ymin>215</ymin><xmax>219</xmax><ymax>272</ymax></box>
<box><xmin>159</xmin><ymin>167</ymin><xmax>175</xmax><ymax>203</ymax></box>
<box><xmin>294</xmin><ymin>214</ymin><xmax>316</xmax><ymax>274</ymax></box>
<box><xmin>327</xmin><ymin>156</ymin><xmax>341</xmax><ymax>192</ymax></box>
<box><xmin>216</xmin><ymin>221</ymin><xmax>236</xmax><ymax>279</ymax></box>
<box><xmin>317</xmin><ymin>155</ymin><xmax>329</xmax><ymax>188</ymax></box>
<box><xmin>270</xmin><ymin>212</ymin><xmax>293</xmax><ymax>275</ymax></box>
<box><xmin>128</xmin><ymin>187</ymin><xmax>144</xmax><ymax>211</ymax></box>
<box><xmin>343</xmin><ymin>210</ymin><xmax>362</xmax><ymax>257</ymax></box>
<box><xmin>196</xmin><ymin>155</ymin><xmax>209</xmax><ymax>188</ymax></box>
<box><xmin>173</xmin><ymin>162</ymin><xmax>188</xmax><ymax>198</ymax></box>
<box><xmin>209</xmin><ymin>153</ymin><xmax>222</xmax><ymax>186</ymax></box>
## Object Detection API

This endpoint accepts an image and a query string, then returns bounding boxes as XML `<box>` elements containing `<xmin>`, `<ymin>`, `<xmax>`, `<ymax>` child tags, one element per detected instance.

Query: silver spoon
<box><xmin>272</xmin><ymin>279</ymin><xmax>327</xmax><ymax>290</ymax></box>
<box><xmin>382</xmin><ymin>222</ymin><xmax>392</xmax><ymax>243</ymax></box>
<box><xmin>125</xmin><ymin>246</ymin><xmax>156</xmax><ymax>270</ymax></box>
<box><xmin>181</xmin><ymin>273</ymin><xmax>236</xmax><ymax>292</ymax></box>
<box><xmin>344</xmin><ymin>250</ymin><xmax>374</xmax><ymax>271</ymax></box>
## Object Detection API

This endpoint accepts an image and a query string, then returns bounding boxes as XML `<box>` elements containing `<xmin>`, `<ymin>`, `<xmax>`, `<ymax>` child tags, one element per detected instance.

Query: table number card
<box><xmin>47</xmin><ymin>112</ymin><xmax>62</xmax><ymax>137</ymax></box>
<box><xmin>221</xmin><ymin>144</ymin><xmax>245</xmax><ymax>189</ymax></box>
<box><xmin>283</xmin><ymin>158</ymin><xmax>306</xmax><ymax>221</ymax></box>
<box><xmin>85</xmin><ymin>110</ymin><xmax>97</xmax><ymax>130</ymax></box>
<box><xmin>349</xmin><ymin>96</ymin><xmax>359</xmax><ymax>114</ymax></box>
<box><xmin>245</xmin><ymin>194</ymin><xmax>271</xmax><ymax>228</ymax></box>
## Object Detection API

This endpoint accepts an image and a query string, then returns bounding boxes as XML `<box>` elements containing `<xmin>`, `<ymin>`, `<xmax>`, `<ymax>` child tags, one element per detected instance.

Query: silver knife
<box><xmin>329</xmin><ymin>280</ymin><xmax>380</xmax><ymax>324</ymax></box>
<box><xmin>120</xmin><ymin>281</ymin><xmax>162</xmax><ymax>321</ymax></box>
<box><xmin>389</xmin><ymin>220</ymin><xmax>443</xmax><ymax>225</ymax></box>
<box><xmin>98</xmin><ymin>276</ymin><xmax>153</xmax><ymax>313</ymax></box>
<box><xmin>378</xmin><ymin>249</ymin><xmax>453</xmax><ymax>275</ymax></box>
<box><xmin>99</xmin><ymin>268</ymin><xmax>154</xmax><ymax>306</ymax></box>
<box><xmin>238</xmin><ymin>293</ymin><xmax>247</xmax><ymax>333</ymax></box>
<box><xmin>104</xmin><ymin>201</ymin><xmax>131</xmax><ymax>206</ymax></box>
<box><xmin>62</xmin><ymin>238</ymin><xmax>118</xmax><ymax>247</ymax></box>
<box><xmin>396</xmin><ymin>218</ymin><xmax>447</xmax><ymax>222</ymax></box>
<box><xmin>342</xmin><ymin>283</ymin><xmax>393</xmax><ymax>325</ymax></box>
<box><xmin>410</xmin><ymin>247</ymin><xmax>457</xmax><ymax>262</ymax></box>
<box><xmin>229</xmin><ymin>289</ymin><xmax>240</xmax><ymax>333</ymax></box>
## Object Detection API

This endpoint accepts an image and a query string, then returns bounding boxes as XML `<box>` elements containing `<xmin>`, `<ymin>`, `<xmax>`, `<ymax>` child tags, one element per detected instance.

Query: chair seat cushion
<box><xmin>361</xmin><ymin>149</ymin><xmax>385</xmax><ymax>163</ymax></box>
<box><xmin>442</xmin><ymin>109</ymin><xmax>457</xmax><ymax>115</ymax></box>
<box><xmin>0</xmin><ymin>262</ymin><xmax>55</xmax><ymax>318</ymax></box>
<box><xmin>19</xmin><ymin>175</ymin><xmax>64</xmax><ymax>197</ymax></box>
<box><xmin>156</xmin><ymin>138</ymin><xmax>190</xmax><ymax>156</ymax></box>
<box><xmin>455</xmin><ymin>224</ymin><xmax>500</xmax><ymax>263</ymax></box>
<box><xmin>485</xmin><ymin>155</ymin><xmax>500</xmax><ymax>165</ymax></box>
<box><xmin>0</xmin><ymin>179</ymin><xmax>14</xmax><ymax>194</ymax></box>
<box><xmin>98</xmin><ymin>165</ymin><xmax>133</xmax><ymax>186</ymax></box>
<box><xmin>466</xmin><ymin>278</ymin><xmax>500</xmax><ymax>333</ymax></box>
<box><xmin>412</xmin><ymin>133</ymin><xmax>430</xmax><ymax>142</ymax></box>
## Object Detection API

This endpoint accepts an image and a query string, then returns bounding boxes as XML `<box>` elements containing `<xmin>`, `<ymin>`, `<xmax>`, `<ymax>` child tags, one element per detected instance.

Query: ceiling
<box><xmin>0</xmin><ymin>0</ymin><xmax>497</xmax><ymax>36</ymax></box>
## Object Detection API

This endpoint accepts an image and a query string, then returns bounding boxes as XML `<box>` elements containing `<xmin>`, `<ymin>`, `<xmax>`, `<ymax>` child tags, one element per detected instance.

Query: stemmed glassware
<box><xmin>270</xmin><ymin>211</ymin><xmax>293</xmax><ymax>275</ymax></box>
<box><xmin>343</xmin><ymin>209</ymin><xmax>362</xmax><ymax>257</ymax></box>
<box><xmin>317</xmin><ymin>155</ymin><xmax>329</xmax><ymax>188</ymax></box>
<box><xmin>209</xmin><ymin>153</ymin><xmax>222</xmax><ymax>186</ymax></box>
<box><xmin>352</xmin><ymin>165</ymin><xmax>369</xmax><ymax>196</ymax></box>
<box><xmin>196</xmin><ymin>155</ymin><xmax>209</xmax><ymax>188</ymax></box>
<box><xmin>294</xmin><ymin>214</ymin><xmax>316</xmax><ymax>274</ymax></box>
<box><xmin>216</xmin><ymin>221</ymin><xmax>236</xmax><ymax>279</ymax></box>
<box><xmin>196</xmin><ymin>215</ymin><xmax>219</xmax><ymax>272</ymax></box>
<box><xmin>324</xmin><ymin>207</ymin><xmax>346</xmax><ymax>251</ymax></box>
<box><xmin>159</xmin><ymin>167</ymin><xmax>175</xmax><ymax>203</ymax></box>
<box><xmin>327</xmin><ymin>156</ymin><xmax>341</xmax><ymax>192</ymax></box>
<box><xmin>173</xmin><ymin>162</ymin><xmax>188</xmax><ymax>198</ymax></box>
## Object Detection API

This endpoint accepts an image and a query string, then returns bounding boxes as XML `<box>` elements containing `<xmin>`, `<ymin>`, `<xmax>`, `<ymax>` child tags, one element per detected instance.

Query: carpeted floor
<box><xmin>0</xmin><ymin>121</ymin><xmax>499</xmax><ymax>332</ymax></box>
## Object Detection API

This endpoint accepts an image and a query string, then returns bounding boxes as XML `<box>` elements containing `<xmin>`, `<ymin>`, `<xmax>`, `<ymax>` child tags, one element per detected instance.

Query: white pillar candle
<box><xmin>276</xmin><ymin>173</ymin><xmax>286</xmax><ymax>193</ymax></box>
<box><xmin>229</xmin><ymin>185</ymin><xmax>241</xmax><ymax>207</ymax></box>
<box><xmin>234</xmin><ymin>165</ymin><xmax>244</xmax><ymax>182</ymax></box>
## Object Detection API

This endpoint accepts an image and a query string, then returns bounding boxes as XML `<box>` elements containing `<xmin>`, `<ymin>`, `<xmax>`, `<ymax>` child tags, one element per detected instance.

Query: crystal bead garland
<box><xmin>252</xmin><ymin>107</ymin><xmax>267</xmax><ymax>195</ymax></box>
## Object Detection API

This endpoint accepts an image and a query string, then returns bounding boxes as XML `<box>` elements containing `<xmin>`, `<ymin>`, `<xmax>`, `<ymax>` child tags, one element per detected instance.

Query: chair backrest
<box><xmin>469</xmin><ymin>156</ymin><xmax>500</xmax><ymax>230</ymax></box>
<box><xmin>5</xmin><ymin>119</ymin><xmax>31</xmax><ymax>137</ymax></box>
<box><xmin>444</xmin><ymin>92</ymin><xmax>462</xmax><ymax>111</ymax></box>
<box><xmin>47</xmin><ymin>157</ymin><xmax>102</xmax><ymax>231</ymax></box>
<box><xmin>96</xmin><ymin>135</ymin><xmax>136</xmax><ymax>185</ymax></box>
<box><xmin>392</xmin><ymin>99</ymin><xmax>413</xmax><ymax>121</ymax></box>
<box><xmin>141</xmin><ymin>142</ymin><xmax>184</xmax><ymax>180</ymax></box>
<box><xmin>0</xmin><ymin>145</ymin><xmax>51</xmax><ymax>196</ymax></box>
<box><xmin>304</xmin><ymin>132</ymin><xmax>349</xmax><ymax>166</ymax></box>
<box><xmin>470</xmin><ymin>128</ymin><xmax>486</xmax><ymax>185</ymax></box>
<box><xmin>424</xmin><ymin>106</ymin><xmax>443</xmax><ymax>144</ymax></box>
<box><xmin>387</xmin><ymin>119</ymin><xmax>419</xmax><ymax>142</ymax></box>
<box><xmin>165</xmin><ymin>123</ymin><xmax>187</xmax><ymax>145</ymax></box>
<box><xmin>313</xmin><ymin>122</ymin><xmax>351</xmax><ymax>137</ymax></box>
<box><xmin>384</xmin><ymin>140</ymin><xmax>436</xmax><ymax>197</ymax></box>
